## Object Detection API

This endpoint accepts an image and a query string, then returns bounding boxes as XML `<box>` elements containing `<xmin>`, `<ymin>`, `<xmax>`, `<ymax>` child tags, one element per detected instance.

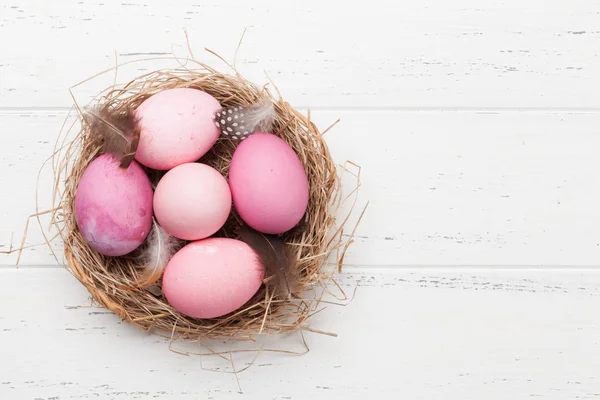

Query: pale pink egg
<box><xmin>162</xmin><ymin>238</ymin><xmax>265</xmax><ymax>319</ymax></box>
<box><xmin>229</xmin><ymin>133</ymin><xmax>309</xmax><ymax>234</ymax></box>
<box><xmin>75</xmin><ymin>154</ymin><xmax>153</xmax><ymax>256</ymax></box>
<box><xmin>134</xmin><ymin>88</ymin><xmax>221</xmax><ymax>170</ymax></box>
<box><xmin>153</xmin><ymin>163</ymin><xmax>231</xmax><ymax>240</ymax></box>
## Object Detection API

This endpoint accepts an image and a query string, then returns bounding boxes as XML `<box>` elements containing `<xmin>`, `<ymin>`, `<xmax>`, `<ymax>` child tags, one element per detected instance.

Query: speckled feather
<box><xmin>214</xmin><ymin>97</ymin><xmax>276</xmax><ymax>140</ymax></box>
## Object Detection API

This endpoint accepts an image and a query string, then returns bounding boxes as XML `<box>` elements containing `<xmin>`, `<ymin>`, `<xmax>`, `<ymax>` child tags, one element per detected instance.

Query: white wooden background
<box><xmin>2</xmin><ymin>0</ymin><xmax>600</xmax><ymax>398</ymax></box>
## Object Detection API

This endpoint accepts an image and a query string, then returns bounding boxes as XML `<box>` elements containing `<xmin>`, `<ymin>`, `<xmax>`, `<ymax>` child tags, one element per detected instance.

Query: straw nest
<box><xmin>53</xmin><ymin>59</ymin><xmax>354</xmax><ymax>342</ymax></box>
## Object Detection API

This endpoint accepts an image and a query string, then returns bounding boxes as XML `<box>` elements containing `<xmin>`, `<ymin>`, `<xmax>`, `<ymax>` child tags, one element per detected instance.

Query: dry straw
<box><xmin>32</xmin><ymin>48</ymin><xmax>362</xmax><ymax>345</ymax></box>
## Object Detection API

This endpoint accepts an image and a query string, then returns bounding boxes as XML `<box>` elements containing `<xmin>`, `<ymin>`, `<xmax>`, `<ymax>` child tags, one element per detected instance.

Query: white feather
<box><xmin>246</xmin><ymin>97</ymin><xmax>276</xmax><ymax>133</ymax></box>
<box><xmin>136</xmin><ymin>219</ymin><xmax>181</xmax><ymax>286</ymax></box>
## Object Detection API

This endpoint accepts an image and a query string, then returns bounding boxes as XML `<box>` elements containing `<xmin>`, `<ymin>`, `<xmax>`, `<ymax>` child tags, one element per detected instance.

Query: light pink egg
<box><xmin>153</xmin><ymin>163</ymin><xmax>231</xmax><ymax>240</ymax></box>
<box><xmin>163</xmin><ymin>238</ymin><xmax>264</xmax><ymax>319</ymax></box>
<box><xmin>75</xmin><ymin>154</ymin><xmax>153</xmax><ymax>256</ymax></box>
<box><xmin>229</xmin><ymin>133</ymin><xmax>309</xmax><ymax>234</ymax></box>
<box><xmin>134</xmin><ymin>88</ymin><xmax>221</xmax><ymax>170</ymax></box>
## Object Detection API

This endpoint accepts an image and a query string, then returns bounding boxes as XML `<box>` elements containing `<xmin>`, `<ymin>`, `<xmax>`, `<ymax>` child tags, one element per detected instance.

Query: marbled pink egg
<box><xmin>229</xmin><ymin>133</ymin><xmax>309</xmax><ymax>234</ymax></box>
<box><xmin>134</xmin><ymin>88</ymin><xmax>222</xmax><ymax>170</ymax></box>
<box><xmin>75</xmin><ymin>154</ymin><xmax>153</xmax><ymax>256</ymax></box>
<box><xmin>162</xmin><ymin>238</ymin><xmax>265</xmax><ymax>319</ymax></box>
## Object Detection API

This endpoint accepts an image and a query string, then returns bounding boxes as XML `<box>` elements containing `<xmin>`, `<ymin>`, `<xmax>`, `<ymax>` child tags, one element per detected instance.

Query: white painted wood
<box><xmin>3</xmin><ymin>110</ymin><xmax>600</xmax><ymax>267</ymax></box>
<box><xmin>1</xmin><ymin>0</ymin><xmax>599</xmax><ymax>108</ymax></box>
<box><xmin>3</xmin><ymin>0</ymin><xmax>600</xmax><ymax>398</ymax></box>
<box><xmin>2</xmin><ymin>267</ymin><xmax>600</xmax><ymax>399</ymax></box>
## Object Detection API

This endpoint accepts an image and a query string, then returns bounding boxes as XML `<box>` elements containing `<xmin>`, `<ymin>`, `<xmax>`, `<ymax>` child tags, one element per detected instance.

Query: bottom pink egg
<box><xmin>162</xmin><ymin>238</ymin><xmax>265</xmax><ymax>319</ymax></box>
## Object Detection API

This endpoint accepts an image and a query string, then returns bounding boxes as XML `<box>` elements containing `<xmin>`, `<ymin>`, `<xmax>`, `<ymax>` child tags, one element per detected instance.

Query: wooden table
<box><xmin>1</xmin><ymin>1</ymin><xmax>600</xmax><ymax>398</ymax></box>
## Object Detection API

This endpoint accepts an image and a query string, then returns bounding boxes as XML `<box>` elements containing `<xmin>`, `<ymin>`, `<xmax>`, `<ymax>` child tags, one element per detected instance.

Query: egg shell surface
<box><xmin>134</xmin><ymin>88</ymin><xmax>221</xmax><ymax>170</ymax></box>
<box><xmin>75</xmin><ymin>154</ymin><xmax>153</xmax><ymax>256</ymax></box>
<box><xmin>229</xmin><ymin>133</ymin><xmax>309</xmax><ymax>234</ymax></box>
<box><xmin>162</xmin><ymin>238</ymin><xmax>265</xmax><ymax>319</ymax></box>
<box><xmin>153</xmin><ymin>163</ymin><xmax>232</xmax><ymax>240</ymax></box>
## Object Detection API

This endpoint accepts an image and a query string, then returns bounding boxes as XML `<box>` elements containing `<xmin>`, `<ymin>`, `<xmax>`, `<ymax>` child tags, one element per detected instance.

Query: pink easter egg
<box><xmin>229</xmin><ymin>133</ymin><xmax>309</xmax><ymax>234</ymax></box>
<box><xmin>75</xmin><ymin>154</ymin><xmax>153</xmax><ymax>256</ymax></box>
<box><xmin>134</xmin><ymin>88</ymin><xmax>221</xmax><ymax>170</ymax></box>
<box><xmin>162</xmin><ymin>238</ymin><xmax>265</xmax><ymax>319</ymax></box>
<box><xmin>153</xmin><ymin>163</ymin><xmax>231</xmax><ymax>240</ymax></box>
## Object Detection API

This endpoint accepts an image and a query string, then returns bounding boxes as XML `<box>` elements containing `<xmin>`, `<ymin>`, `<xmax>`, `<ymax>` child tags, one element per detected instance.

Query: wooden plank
<box><xmin>2</xmin><ymin>110</ymin><xmax>600</xmax><ymax>267</ymax></box>
<box><xmin>1</xmin><ymin>267</ymin><xmax>600</xmax><ymax>399</ymax></box>
<box><xmin>0</xmin><ymin>0</ymin><xmax>599</xmax><ymax>108</ymax></box>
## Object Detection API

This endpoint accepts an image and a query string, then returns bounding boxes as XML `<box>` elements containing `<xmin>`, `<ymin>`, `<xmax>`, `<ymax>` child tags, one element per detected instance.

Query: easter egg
<box><xmin>229</xmin><ymin>133</ymin><xmax>309</xmax><ymax>234</ymax></box>
<box><xmin>75</xmin><ymin>154</ymin><xmax>153</xmax><ymax>256</ymax></box>
<box><xmin>153</xmin><ymin>163</ymin><xmax>231</xmax><ymax>240</ymax></box>
<box><xmin>162</xmin><ymin>238</ymin><xmax>265</xmax><ymax>319</ymax></box>
<box><xmin>134</xmin><ymin>88</ymin><xmax>221</xmax><ymax>170</ymax></box>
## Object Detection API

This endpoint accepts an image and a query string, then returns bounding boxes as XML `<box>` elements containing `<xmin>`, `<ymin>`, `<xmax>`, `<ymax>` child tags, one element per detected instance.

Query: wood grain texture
<box><xmin>2</xmin><ymin>0</ymin><xmax>600</xmax><ymax>398</ymax></box>
<box><xmin>0</xmin><ymin>0</ymin><xmax>599</xmax><ymax>108</ymax></box>
<box><xmin>3</xmin><ymin>110</ymin><xmax>600</xmax><ymax>267</ymax></box>
<box><xmin>2</xmin><ymin>267</ymin><xmax>600</xmax><ymax>400</ymax></box>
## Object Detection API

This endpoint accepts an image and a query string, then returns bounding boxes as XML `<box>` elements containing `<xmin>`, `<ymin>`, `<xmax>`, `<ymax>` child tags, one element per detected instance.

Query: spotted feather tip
<box><xmin>214</xmin><ymin>97</ymin><xmax>276</xmax><ymax>140</ymax></box>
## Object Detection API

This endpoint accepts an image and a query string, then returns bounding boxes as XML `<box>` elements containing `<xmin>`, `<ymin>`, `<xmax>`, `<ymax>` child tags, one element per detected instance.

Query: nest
<box><xmin>51</xmin><ymin>57</ymin><xmax>354</xmax><ymax>342</ymax></box>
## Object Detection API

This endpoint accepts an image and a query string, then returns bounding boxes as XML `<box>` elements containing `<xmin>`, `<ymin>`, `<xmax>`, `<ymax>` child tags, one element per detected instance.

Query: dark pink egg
<box><xmin>229</xmin><ymin>133</ymin><xmax>309</xmax><ymax>234</ymax></box>
<box><xmin>75</xmin><ymin>154</ymin><xmax>153</xmax><ymax>256</ymax></box>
